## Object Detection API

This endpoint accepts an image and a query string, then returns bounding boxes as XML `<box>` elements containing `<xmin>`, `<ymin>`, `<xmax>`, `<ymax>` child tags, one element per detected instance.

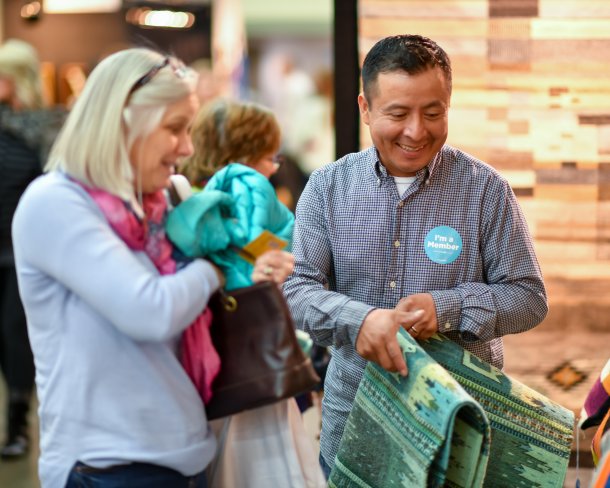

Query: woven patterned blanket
<box><xmin>329</xmin><ymin>330</ymin><xmax>491</xmax><ymax>488</ymax></box>
<box><xmin>329</xmin><ymin>333</ymin><xmax>574</xmax><ymax>488</ymax></box>
<box><xmin>422</xmin><ymin>334</ymin><xmax>574</xmax><ymax>488</ymax></box>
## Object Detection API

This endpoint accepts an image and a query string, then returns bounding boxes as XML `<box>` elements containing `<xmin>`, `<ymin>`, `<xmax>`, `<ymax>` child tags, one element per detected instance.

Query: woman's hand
<box><xmin>251</xmin><ymin>250</ymin><xmax>294</xmax><ymax>286</ymax></box>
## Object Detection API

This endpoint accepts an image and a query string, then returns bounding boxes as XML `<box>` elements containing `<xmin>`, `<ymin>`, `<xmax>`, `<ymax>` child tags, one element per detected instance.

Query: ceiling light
<box><xmin>44</xmin><ymin>0</ymin><xmax>121</xmax><ymax>14</ymax></box>
<box><xmin>21</xmin><ymin>1</ymin><xmax>41</xmax><ymax>20</ymax></box>
<box><xmin>125</xmin><ymin>7</ymin><xmax>195</xmax><ymax>29</ymax></box>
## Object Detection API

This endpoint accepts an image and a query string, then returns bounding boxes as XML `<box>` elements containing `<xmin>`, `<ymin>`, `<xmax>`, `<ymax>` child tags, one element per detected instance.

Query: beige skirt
<box><xmin>207</xmin><ymin>398</ymin><xmax>325</xmax><ymax>488</ymax></box>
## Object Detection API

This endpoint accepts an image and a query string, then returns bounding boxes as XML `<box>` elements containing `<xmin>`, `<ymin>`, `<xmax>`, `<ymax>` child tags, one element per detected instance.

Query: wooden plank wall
<box><xmin>359</xmin><ymin>0</ymin><xmax>610</xmax><ymax>264</ymax></box>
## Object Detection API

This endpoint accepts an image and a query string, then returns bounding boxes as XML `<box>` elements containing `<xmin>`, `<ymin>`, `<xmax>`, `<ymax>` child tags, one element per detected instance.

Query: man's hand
<box><xmin>396</xmin><ymin>293</ymin><xmax>438</xmax><ymax>341</ymax></box>
<box><xmin>355</xmin><ymin>308</ymin><xmax>424</xmax><ymax>376</ymax></box>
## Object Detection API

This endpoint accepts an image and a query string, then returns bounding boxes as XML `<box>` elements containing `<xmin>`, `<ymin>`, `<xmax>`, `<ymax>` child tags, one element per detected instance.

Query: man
<box><xmin>283</xmin><ymin>34</ymin><xmax>548</xmax><ymax>477</ymax></box>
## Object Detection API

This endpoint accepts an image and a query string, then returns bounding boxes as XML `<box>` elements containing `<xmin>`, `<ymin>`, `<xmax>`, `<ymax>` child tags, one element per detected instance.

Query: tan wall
<box><xmin>359</xmin><ymin>0</ymin><xmax>610</xmax><ymax>282</ymax></box>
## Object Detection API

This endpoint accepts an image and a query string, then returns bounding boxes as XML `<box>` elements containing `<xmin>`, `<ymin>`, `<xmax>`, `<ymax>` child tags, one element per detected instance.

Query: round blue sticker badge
<box><xmin>424</xmin><ymin>226</ymin><xmax>462</xmax><ymax>264</ymax></box>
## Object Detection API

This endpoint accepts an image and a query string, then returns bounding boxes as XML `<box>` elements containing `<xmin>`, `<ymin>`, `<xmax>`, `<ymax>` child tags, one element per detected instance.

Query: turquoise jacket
<box><xmin>166</xmin><ymin>164</ymin><xmax>294</xmax><ymax>290</ymax></box>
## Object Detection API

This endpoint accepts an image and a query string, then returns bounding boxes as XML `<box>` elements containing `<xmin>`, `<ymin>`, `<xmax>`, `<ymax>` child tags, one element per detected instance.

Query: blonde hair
<box><xmin>45</xmin><ymin>48</ymin><xmax>198</xmax><ymax>200</ymax></box>
<box><xmin>181</xmin><ymin>99</ymin><xmax>281</xmax><ymax>184</ymax></box>
<box><xmin>0</xmin><ymin>38</ymin><xmax>43</xmax><ymax>109</ymax></box>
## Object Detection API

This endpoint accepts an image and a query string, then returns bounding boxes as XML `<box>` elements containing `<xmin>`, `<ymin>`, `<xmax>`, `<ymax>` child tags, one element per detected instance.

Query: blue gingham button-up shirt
<box><xmin>283</xmin><ymin>145</ymin><xmax>548</xmax><ymax>468</ymax></box>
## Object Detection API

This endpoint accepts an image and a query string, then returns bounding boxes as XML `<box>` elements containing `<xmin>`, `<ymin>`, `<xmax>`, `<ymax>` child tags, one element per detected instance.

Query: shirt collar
<box><xmin>369</xmin><ymin>145</ymin><xmax>443</xmax><ymax>185</ymax></box>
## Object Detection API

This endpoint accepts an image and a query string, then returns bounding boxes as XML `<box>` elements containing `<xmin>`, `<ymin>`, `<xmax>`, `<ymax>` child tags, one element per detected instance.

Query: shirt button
<box><xmin>394</xmin><ymin>240</ymin><xmax>400</xmax><ymax>248</ymax></box>
<box><xmin>398</xmin><ymin>201</ymin><xmax>404</xmax><ymax>207</ymax></box>
<box><xmin>444</xmin><ymin>322</ymin><xmax>451</xmax><ymax>331</ymax></box>
<box><xmin>389</xmin><ymin>281</ymin><xmax>396</xmax><ymax>289</ymax></box>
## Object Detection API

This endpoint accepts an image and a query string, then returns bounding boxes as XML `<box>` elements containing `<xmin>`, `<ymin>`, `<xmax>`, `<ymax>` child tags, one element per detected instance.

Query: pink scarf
<box><xmin>82</xmin><ymin>185</ymin><xmax>220</xmax><ymax>404</ymax></box>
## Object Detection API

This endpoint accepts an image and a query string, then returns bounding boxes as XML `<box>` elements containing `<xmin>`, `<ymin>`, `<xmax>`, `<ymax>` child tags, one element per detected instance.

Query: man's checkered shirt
<box><xmin>283</xmin><ymin>145</ymin><xmax>548</xmax><ymax>469</ymax></box>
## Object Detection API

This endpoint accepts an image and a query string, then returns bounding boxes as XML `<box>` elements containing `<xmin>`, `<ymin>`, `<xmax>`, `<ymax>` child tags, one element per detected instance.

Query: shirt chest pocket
<box><xmin>329</xmin><ymin>206</ymin><xmax>394</xmax><ymax>276</ymax></box>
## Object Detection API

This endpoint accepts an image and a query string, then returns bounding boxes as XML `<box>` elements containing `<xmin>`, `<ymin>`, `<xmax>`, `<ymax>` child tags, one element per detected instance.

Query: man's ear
<box><xmin>357</xmin><ymin>92</ymin><xmax>370</xmax><ymax>125</ymax></box>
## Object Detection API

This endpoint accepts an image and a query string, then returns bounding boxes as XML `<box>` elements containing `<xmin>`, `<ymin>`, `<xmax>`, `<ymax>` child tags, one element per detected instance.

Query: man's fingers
<box><xmin>395</xmin><ymin>296</ymin><xmax>412</xmax><ymax>311</ymax></box>
<box><xmin>375</xmin><ymin>348</ymin><xmax>394</xmax><ymax>373</ymax></box>
<box><xmin>397</xmin><ymin>309</ymin><xmax>424</xmax><ymax>329</ymax></box>
<box><xmin>385</xmin><ymin>337</ymin><xmax>407</xmax><ymax>376</ymax></box>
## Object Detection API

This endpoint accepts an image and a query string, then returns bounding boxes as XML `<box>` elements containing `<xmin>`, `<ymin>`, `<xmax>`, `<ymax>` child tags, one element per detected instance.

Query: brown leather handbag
<box><xmin>204</xmin><ymin>280</ymin><xmax>320</xmax><ymax>420</ymax></box>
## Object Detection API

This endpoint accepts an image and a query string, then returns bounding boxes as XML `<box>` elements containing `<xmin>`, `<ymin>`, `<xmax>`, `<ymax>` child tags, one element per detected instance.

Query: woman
<box><xmin>181</xmin><ymin>99</ymin><xmax>284</xmax><ymax>186</ymax></box>
<box><xmin>177</xmin><ymin>99</ymin><xmax>325</xmax><ymax>488</ymax></box>
<box><xmin>12</xmin><ymin>48</ymin><xmax>293</xmax><ymax>488</ymax></box>
<box><xmin>173</xmin><ymin>99</ymin><xmax>294</xmax><ymax>290</ymax></box>
<box><xmin>0</xmin><ymin>38</ymin><xmax>64</xmax><ymax>459</ymax></box>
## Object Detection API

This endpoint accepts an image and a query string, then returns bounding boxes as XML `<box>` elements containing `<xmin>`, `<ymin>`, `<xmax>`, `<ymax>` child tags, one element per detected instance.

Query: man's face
<box><xmin>358</xmin><ymin>67</ymin><xmax>450</xmax><ymax>177</ymax></box>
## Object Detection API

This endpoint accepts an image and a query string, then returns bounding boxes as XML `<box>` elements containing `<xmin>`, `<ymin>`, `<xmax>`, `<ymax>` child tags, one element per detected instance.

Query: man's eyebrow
<box><xmin>381</xmin><ymin>103</ymin><xmax>409</xmax><ymax>112</ymax></box>
<box><xmin>382</xmin><ymin>100</ymin><xmax>446</xmax><ymax>111</ymax></box>
<box><xmin>422</xmin><ymin>100</ymin><xmax>447</xmax><ymax>109</ymax></box>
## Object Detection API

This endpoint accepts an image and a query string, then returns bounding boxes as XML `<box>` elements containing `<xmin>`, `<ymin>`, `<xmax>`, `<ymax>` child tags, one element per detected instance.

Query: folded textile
<box><xmin>590</xmin><ymin>428</ymin><xmax>610</xmax><ymax>488</ymax></box>
<box><xmin>204</xmin><ymin>163</ymin><xmax>294</xmax><ymax>247</ymax></box>
<box><xmin>330</xmin><ymin>333</ymin><xmax>575</xmax><ymax>488</ymax></box>
<box><xmin>329</xmin><ymin>330</ymin><xmax>491</xmax><ymax>488</ymax></box>
<box><xmin>166</xmin><ymin>164</ymin><xmax>294</xmax><ymax>290</ymax></box>
<box><xmin>579</xmin><ymin>358</ymin><xmax>610</xmax><ymax>468</ymax></box>
<box><xmin>580</xmin><ymin>359</ymin><xmax>610</xmax><ymax>431</ymax></box>
<box><xmin>296</xmin><ymin>329</ymin><xmax>314</xmax><ymax>356</ymax></box>
<box><xmin>166</xmin><ymin>189</ymin><xmax>245</xmax><ymax>257</ymax></box>
<box><xmin>591</xmin><ymin>409</ymin><xmax>610</xmax><ymax>466</ymax></box>
<box><xmin>422</xmin><ymin>334</ymin><xmax>574</xmax><ymax>488</ymax></box>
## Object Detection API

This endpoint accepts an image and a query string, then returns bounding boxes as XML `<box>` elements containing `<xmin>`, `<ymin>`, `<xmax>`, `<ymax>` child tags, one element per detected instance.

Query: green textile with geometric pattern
<box><xmin>329</xmin><ymin>333</ymin><xmax>574</xmax><ymax>488</ymax></box>
<box><xmin>422</xmin><ymin>334</ymin><xmax>574</xmax><ymax>488</ymax></box>
<box><xmin>329</xmin><ymin>330</ymin><xmax>492</xmax><ymax>488</ymax></box>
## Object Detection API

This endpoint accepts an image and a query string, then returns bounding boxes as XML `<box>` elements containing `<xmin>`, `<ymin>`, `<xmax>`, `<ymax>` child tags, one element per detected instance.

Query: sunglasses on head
<box><xmin>128</xmin><ymin>57</ymin><xmax>187</xmax><ymax>96</ymax></box>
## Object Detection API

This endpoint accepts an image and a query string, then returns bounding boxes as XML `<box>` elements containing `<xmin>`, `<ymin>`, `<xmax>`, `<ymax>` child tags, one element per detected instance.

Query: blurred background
<box><xmin>1</xmin><ymin>1</ymin><xmax>609</xmax><ymax>486</ymax></box>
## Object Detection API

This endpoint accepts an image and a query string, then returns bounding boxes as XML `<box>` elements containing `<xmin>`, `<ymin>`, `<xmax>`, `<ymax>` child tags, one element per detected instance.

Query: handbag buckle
<box><xmin>221</xmin><ymin>295</ymin><xmax>238</xmax><ymax>312</ymax></box>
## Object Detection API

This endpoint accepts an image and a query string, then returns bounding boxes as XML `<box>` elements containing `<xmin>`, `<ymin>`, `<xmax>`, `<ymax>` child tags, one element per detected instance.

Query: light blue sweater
<box><xmin>12</xmin><ymin>172</ymin><xmax>220</xmax><ymax>488</ymax></box>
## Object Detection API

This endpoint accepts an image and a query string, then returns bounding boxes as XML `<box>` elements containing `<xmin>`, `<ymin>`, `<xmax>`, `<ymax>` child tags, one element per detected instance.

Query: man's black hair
<box><xmin>361</xmin><ymin>34</ymin><xmax>452</xmax><ymax>102</ymax></box>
